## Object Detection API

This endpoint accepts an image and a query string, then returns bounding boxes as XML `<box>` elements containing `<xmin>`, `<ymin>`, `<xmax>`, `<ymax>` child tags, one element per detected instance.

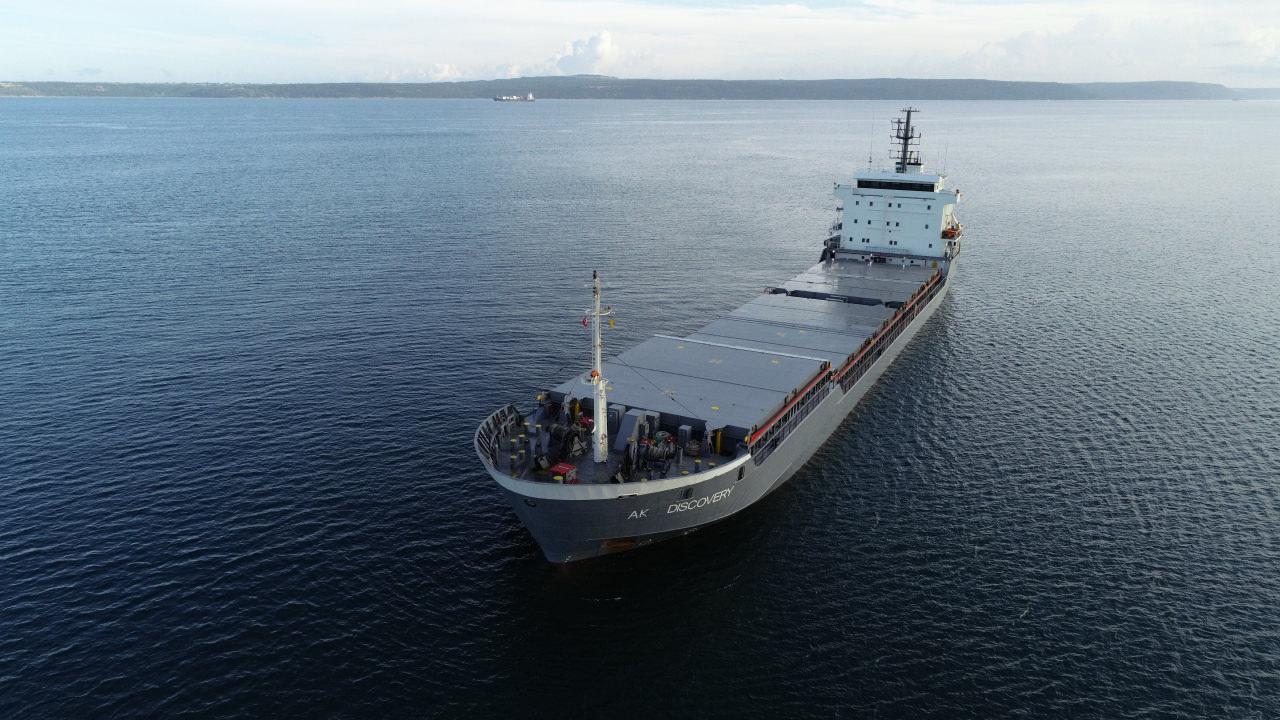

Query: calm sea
<box><xmin>1</xmin><ymin>98</ymin><xmax>1277</xmax><ymax>718</ymax></box>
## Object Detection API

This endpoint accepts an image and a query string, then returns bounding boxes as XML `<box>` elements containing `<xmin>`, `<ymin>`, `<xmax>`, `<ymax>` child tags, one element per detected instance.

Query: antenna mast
<box><xmin>588</xmin><ymin>271</ymin><xmax>612</xmax><ymax>464</ymax></box>
<box><xmin>891</xmin><ymin>107</ymin><xmax>921</xmax><ymax>173</ymax></box>
<box><xmin>867</xmin><ymin>112</ymin><xmax>876</xmax><ymax>169</ymax></box>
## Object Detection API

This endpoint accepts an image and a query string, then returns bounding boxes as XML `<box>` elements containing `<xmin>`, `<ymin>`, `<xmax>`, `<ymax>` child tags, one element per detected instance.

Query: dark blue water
<box><xmin>2</xmin><ymin>98</ymin><xmax>1278</xmax><ymax>718</ymax></box>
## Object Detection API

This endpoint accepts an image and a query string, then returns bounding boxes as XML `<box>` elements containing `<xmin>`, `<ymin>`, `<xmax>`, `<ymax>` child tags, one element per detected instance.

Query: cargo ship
<box><xmin>494</xmin><ymin>93</ymin><xmax>535</xmax><ymax>102</ymax></box>
<box><xmin>476</xmin><ymin>108</ymin><xmax>964</xmax><ymax>562</ymax></box>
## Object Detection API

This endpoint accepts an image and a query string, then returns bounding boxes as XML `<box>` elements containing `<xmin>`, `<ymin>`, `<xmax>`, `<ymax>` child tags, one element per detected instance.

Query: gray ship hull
<box><xmin>483</xmin><ymin>263</ymin><xmax>954</xmax><ymax>562</ymax></box>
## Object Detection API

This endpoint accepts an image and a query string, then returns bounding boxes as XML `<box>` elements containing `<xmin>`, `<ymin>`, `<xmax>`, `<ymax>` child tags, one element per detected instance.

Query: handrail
<box><xmin>474</xmin><ymin>403</ymin><xmax>520</xmax><ymax>470</ymax></box>
<box><xmin>834</xmin><ymin>269</ymin><xmax>943</xmax><ymax>383</ymax></box>
<box><xmin>746</xmin><ymin>268</ymin><xmax>945</xmax><ymax>449</ymax></box>
<box><xmin>747</xmin><ymin>366</ymin><xmax>829</xmax><ymax>445</ymax></box>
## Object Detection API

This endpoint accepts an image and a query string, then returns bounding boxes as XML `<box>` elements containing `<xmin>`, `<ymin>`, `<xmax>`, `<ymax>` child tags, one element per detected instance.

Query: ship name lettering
<box><xmin>627</xmin><ymin>509</ymin><xmax>649</xmax><ymax>520</ymax></box>
<box><xmin>667</xmin><ymin>486</ymin><xmax>733</xmax><ymax>514</ymax></box>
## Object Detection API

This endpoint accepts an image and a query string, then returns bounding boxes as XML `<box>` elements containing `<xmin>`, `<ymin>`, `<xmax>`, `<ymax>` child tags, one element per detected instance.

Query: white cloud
<box><xmin>430</xmin><ymin>31</ymin><xmax>628</xmax><ymax>80</ymax></box>
<box><xmin>1</xmin><ymin>0</ymin><xmax>1278</xmax><ymax>85</ymax></box>
<box><xmin>427</xmin><ymin>63</ymin><xmax>463</xmax><ymax>82</ymax></box>
<box><xmin>360</xmin><ymin>63</ymin><xmax>463</xmax><ymax>82</ymax></box>
<box><xmin>554</xmin><ymin>31</ymin><xmax>620</xmax><ymax>75</ymax></box>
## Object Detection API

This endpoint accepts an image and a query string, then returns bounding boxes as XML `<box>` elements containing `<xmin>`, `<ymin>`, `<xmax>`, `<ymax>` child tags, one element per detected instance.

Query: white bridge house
<box><xmin>829</xmin><ymin>108</ymin><xmax>962</xmax><ymax>266</ymax></box>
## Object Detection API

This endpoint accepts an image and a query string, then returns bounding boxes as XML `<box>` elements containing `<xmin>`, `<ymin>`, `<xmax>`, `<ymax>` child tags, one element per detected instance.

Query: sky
<box><xmin>2</xmin><ymin>0</ymin><xmax>1278</xmax><ymax>86</ymax></box>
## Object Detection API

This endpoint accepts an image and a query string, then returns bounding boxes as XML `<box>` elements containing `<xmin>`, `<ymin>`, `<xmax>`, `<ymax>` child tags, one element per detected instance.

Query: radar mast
<box><xmin>892</xmin><ymin>107</ymin><xmax>922</xmax><ymax>173</ymax></box>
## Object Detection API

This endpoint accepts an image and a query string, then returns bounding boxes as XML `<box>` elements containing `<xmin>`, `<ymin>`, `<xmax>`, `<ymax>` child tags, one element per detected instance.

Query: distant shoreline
<box><xmin>3</xmin><ymin>77</ymin><xmax>1276</xmax><ymax>101</ymax></box>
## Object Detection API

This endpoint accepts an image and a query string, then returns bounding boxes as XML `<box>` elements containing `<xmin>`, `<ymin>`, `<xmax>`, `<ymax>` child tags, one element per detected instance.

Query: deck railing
<box><xmin>474</xmin><ymin>404</ymin><xmax>521</xmax><ymax>470</ymax></box>
<box><xmin>747</xmin><ymin>368</ymin><xmax>832</xmax><ymax>466</ymax></box>
<box><xmin>834</xmin><ymin>269</ymin><xmax>945</xmax><ymax>393</ymax></box>
<box><xmin>746</xmin><ymin>268</ymin><xmax>947</xmax><ymax>465</ymax></box>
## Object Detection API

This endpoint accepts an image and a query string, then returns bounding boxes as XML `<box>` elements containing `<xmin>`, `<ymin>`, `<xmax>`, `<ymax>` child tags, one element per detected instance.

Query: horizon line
<box><xmin>1</xmin><ymin>76</ymin><xmax>1265</xmax><ymax>87</ymax></box>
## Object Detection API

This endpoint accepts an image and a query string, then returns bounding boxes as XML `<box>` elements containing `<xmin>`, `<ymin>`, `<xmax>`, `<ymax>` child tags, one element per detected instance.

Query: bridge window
<box><xmin>858</xmin><ymin>180</ymin><xmax>936</xmax><ymax>192</ymax></box>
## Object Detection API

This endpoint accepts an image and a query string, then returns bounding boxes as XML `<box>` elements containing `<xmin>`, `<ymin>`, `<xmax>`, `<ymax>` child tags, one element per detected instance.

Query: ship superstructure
<box><xmin>825</xmin><ymin>108</ymin><xmax>963</xmax><ymax>265</ymax></box>
<box><xmin>476</xmin><ymin>108</ymin><xmax>964</xmax><ymax>562</ymax></box>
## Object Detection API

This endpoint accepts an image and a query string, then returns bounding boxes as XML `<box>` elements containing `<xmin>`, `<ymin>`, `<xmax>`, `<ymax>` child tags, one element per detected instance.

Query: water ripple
<box><xmin>1</xmin><ymin>98</ymin><xmax>1277</xmax><ymax>719</ymax></box>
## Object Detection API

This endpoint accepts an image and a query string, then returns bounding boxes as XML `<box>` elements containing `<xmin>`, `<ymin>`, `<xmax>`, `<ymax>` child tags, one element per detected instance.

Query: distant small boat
<box><xmin>494</xmin><ymin>93</ymin><xmax>535</xmax><ymax>102</ymax></box>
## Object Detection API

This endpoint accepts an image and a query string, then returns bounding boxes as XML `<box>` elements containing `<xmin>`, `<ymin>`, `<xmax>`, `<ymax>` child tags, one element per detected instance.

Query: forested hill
<box><xmin>0</xmin><ymin>77</ymin><xmax>1242</xmax><ymax>100</ymax></box>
